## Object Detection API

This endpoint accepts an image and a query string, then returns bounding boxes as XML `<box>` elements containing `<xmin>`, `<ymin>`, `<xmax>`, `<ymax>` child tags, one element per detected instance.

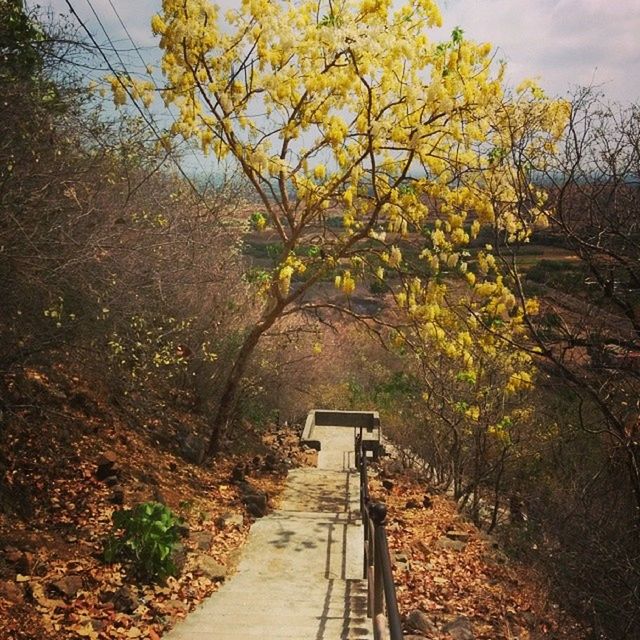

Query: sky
<box><xmin>41</xmin><ymin>0</ymin><xmax>640</xmax><ymax>103</ymax></box>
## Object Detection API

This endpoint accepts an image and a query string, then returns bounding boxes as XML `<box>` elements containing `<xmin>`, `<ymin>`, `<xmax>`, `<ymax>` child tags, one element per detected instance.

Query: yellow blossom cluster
<box><xmin>334</xmin><ymin>270</ymin><xmax>356</xmax><ymax>295</ymax></box>
<box><xmin>141</xmin><ymin>0</ymin><xmax>568</xmax><ymax>424</ymax></box>
<box><xmin>278</xmin><ymin>255</ymin><xmax>306</xmax><ymax>295</ymax></box>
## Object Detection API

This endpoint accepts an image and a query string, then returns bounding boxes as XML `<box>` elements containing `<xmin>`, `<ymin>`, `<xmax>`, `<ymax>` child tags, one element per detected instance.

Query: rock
<box><xmin>230</xmin><ymin>464</ymin><xmax>245</xmax><ymax>483</ymax></box>
<box><xmin>215</xmin><ymin>512</ymin><xmax>244</xmax><ymax>530</ymax></box>
<box><xmin>4</xmin><ymin>547</ymin><xmax>23</xmax><ymax>564</ymax></box>
<box><xmin>170</xmin><ymin>544</ymin><xmax>187</xmax><ymax>575</ymax></box>
<box><xmin>193</xmin><ymin>555</ymin><xmax>226</xmax><ymax>581</ymax></box>
<box><xmin>237</xmin><ymin>482</ymin><xmax>269</xmax><ymax>517</ymax></box>
<box><xmin>0</xmin><ymin>580</ymin><xmax>24</xmax><ymax>603</ymax></box>
<box><xmin>190</xmin><ymin>531</ymin><xmax>214</xmax><ymax>551</ymax></box>
<box><xmin>263</xmin><ymin>453</ymin><xmax>278</xmax><ymax>472</ymax></box>
<box><xmin>110</xmin><ymin>485</ymin><xmax>125</xmax><ymax>505</ymax></box>
<box><xmin>69</xmin><ymin>391</ymin><xmax>95</xmax><ymax>415</ymax></box>
<box><xmin>383</xmin><ymin>459</ymin><xmax>404</xmax><ymax>477</ymax></box>
<box><xmin>51</xmin><ymin>574</ymin><xmax>84</xmax><ymax>598</ymax></box>
<box><xmin>96</xmin><ymin>451</ymin><xmax>118</xmax><ymax>480</ymax></box>
<box><xmin>442</xmin><ymin>616</ymin><xmax>475</xmax><ymax>640</ymax></box>
<box><xmin>161</xmin><ymin>599</ymin><xmax>188</xmax><ymax>616</ymax></box>
<box><xmin>179</xmin><ymin>434</ymin><xmax>206</xmax><ymax>464</ymax></box>
<box><xmin>91</xmin><ymin>619</ymin><xmax>108</xmax><ymax>632</ymax></box>
<box><xmin>405</xmin><ymin>499</ymin><xmax>421</xmax><ymax>509</ymax></box>
<box><xmin>437</xmin><ymin>538</ymin><xmax>466</xmax><ymax>552</ymax></box>
<box><xmin>244</xmin><ymin>495</ymin><xmax>268</xmax><ymax>517</ymax></box>
<box><xmin>13</xmin><ymin>551</ymin><xmax>34</xmax><ymax>575</ymax></box>
<box><xmin>112</xmin><ymin>586</ymin><xmax>139</xmax><ymax>613</ymax></box>
<box><xmin>406</xmin><ymin>609</ymin><xmax>438</xmax><ymax>635</ymax></box>
<box><xmin>445</xmin><ymin>530</ymin><xmax>470</xmax><ymax>542</ymax></box>
<box><xmin>382</xmin><ymin>479</ymin><xmax>395</xmax><ymax>492</ymax></box>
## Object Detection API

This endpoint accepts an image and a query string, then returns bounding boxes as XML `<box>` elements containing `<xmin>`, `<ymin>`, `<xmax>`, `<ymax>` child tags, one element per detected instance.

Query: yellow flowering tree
<box><xmin>394</xmin><ymin>277</ymin><xmax>537</xmax><ymax>527</ymax></box>
<box><xmin>146</xmin><ymin>0</ymin><xmax>567</xmax><ymax>455</ymax></box>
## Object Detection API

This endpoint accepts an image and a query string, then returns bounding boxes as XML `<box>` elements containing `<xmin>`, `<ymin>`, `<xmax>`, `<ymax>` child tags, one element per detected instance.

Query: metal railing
<box><xmin>355</xmin><ymin>432</ymin><xmax>403</xmax><ymax>640</ymax></box>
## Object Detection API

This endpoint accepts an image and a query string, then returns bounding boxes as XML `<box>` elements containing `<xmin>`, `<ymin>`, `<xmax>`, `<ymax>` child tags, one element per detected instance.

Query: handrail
<box><xmin>356</xmin><ymin>432</ymin><xmax>403</xmax><ymax>640</ymax></box>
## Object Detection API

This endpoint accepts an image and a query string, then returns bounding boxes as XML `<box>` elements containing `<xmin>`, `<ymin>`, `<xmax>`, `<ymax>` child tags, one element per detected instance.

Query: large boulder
<box><xmin>442</xmin><ymin>616</ymin><xmax>475</xmax><ymax>640</ymax></box>
<box><xmin>406</xmin><ymin>609</ymin><xmax>438</xmax><ymax>635</ymax></box>
<box><xmin>193</xmin><ymin>555</ymin><xmax>227</xmax><ymax>581</ymax></box>
<box><xmin>51</xmin><ymin>575</ymin><xmax>84</xmax><ymax>598</ymax></box>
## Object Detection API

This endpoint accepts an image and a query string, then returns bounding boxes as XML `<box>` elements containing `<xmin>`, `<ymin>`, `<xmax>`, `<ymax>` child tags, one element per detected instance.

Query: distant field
<box><xmin>511</xmin><ymin>245</ymin><xmax>580</xmax><ymax>270</ymax></box>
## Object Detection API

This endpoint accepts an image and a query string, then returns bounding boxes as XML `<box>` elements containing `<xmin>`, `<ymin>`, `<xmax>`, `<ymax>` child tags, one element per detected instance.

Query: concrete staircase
<box><xmin>164</xmin><ymin>425</ymin><xmax>373</xmax><ymax>639</ymax></box>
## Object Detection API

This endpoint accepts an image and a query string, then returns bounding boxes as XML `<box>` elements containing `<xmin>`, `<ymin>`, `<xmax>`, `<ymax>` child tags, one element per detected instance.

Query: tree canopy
<box><xmin>133</xmin><ymin>0</ymin><xmax>572</xmax><ymax>451</ymax></box>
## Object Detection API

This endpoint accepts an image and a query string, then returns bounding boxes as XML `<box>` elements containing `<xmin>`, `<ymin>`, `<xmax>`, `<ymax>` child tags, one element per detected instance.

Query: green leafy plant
<box><xmin>104</xmin><ymin>502</ymin><xmax>184</xmax><ymax>582</ymax></box>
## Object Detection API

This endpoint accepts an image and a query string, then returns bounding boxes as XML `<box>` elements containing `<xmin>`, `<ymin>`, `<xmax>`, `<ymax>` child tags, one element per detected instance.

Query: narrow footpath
<box><xmin>165</xmin><ymin>426</ymin><xmax>373</xmax><ymax>639</ymax></box>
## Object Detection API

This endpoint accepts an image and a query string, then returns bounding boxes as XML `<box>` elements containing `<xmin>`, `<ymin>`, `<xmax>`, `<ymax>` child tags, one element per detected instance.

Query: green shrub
<box><xmin>104</xmin><ymin>502</ymin><xmax>184</xmax><ymax>582</ymax></box>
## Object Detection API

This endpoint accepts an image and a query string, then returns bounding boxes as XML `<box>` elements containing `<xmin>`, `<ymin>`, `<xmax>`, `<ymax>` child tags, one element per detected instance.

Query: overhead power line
<box><xmin>62</xmin><ymin>0</ymin><xmax>208</xmax><ymax>201</ymax></box>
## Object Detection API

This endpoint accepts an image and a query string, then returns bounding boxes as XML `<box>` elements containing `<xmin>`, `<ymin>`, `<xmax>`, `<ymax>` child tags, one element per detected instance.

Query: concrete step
<box><xmin>163</xmin><ymin>424</ymin><xmax>373</xmax><ymax>640</ymax></box>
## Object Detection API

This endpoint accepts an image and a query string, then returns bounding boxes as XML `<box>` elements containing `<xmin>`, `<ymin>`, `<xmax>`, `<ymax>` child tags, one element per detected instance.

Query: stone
<box><xmin>51</xmin><ymin>574</ymin><xmax>84</xmax><ymax>598</ymax></box>
<box><xmin>110</xmin><ymin>486</ymin><xmax>125</xmax><ymax>505</ymax></box>
<box><xmin>161</xmin><ymin>599</ymin><xmax>188</xmax><ymax>616</ymax></box>
<box><xmin>237</xmin><ymin>482</ymin><xmax>269</xmax><ymax>517</ymax></box>
<box><xmin>91</xmin><ymin>619</ymin><xmax>108</xmax><ymax>632</ymax></box>
<box><xmin>190</xmin><ymin>531</ymin><xmax>214</xmax><ymax>551</ymax></box>
<box><xmin>244</xmin><ymin>495</ymin><xmax>268</xmax><ymax>518</ymax></box>
<box><xmin>96</xmin><ymin>451</ymin><xmax>118</xmax><ymax>480</ymax></box>
<box><xmin>215</xmin><ymin>512</ymin><xmax>244</xmax><ymax>530</ymax></box>
<box><xmin>520</xmin><ymin>610</ymin><xmax>537</xmax><ymax>627</ymax></box>
<box><xmin>193</xmin><ymin>555</ymin><xmax>226</xmax><ymax>581</ymax></box>
<box><xmin>0</xmin><ymin>580</ymin><xmax>24</xmax><ymax>603</ymax></box>
<box><xmin>437</xmin><ymin>538</ymin><xmax>467</xmax><ymax>552</ymax></box>
<box><xmin>179</xmin><ymin>434</ymin><xmax>206</xmax><ymax>464</ymax></box>
<box><xmin>442</xmin><ymin>616</ymin><xmax>475</xmax><ymax>640</ymax></box>
<box><xmin>383</xmin><ymin>459</ymin><xmax>404</xmax><ymax>476</ymax></box>
<box><xmin>4</xmin><ymin>548</ymin><xmax>22</xmax><ymax>564</ymax></box>
<box><xmin>230</xmin><ymin>464</ymin><xmax>245</xmax><ymax>483</ymax></box>
<box><xmin>263</xmin><ymin>453</ymin><xmax>278</xmax><ymax>472</ymax></box>
<box><xmin>445</xmin><ymin>530</ymin><xmax>470</xmax><ymax>542</ymax></box>
<box><xmin>406</xmin><ymin>610</ymin><xmax>438</xmax><ymax>635</ymax></box>
<box><xmin>112</xmin><ymin>586</ymin><xmax>140</xmax><ymax>613</ymax></box>
<box><xmin>170</xmin><ymin>544</ymin><xmax>187</xmax><ymax>574</ymax></box>
<box><xmin>14</xmin><ymin>551</ymin><xmax>34</xmax><ymax>575</ymax></box>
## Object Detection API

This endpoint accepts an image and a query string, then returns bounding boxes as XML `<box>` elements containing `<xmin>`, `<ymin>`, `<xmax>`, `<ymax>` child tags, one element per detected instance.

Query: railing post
<box><xmin>370</xmin><ymin>502</ymin><xmax>386</xmax><ymax>621</ymax></box>
<box><xmin>370</xmin><ymin>502</ymin><xmax>403</xmax><ymax>640</ymax></box>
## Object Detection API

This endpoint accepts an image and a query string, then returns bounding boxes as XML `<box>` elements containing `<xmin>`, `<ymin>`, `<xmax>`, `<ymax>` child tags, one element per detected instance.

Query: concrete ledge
<box><xmin>301</xmin><ymin>411</ymin><xmax>322</xmax><ymax>451</ymax></box>
<box><xmin>302</xmin><ymin>410</ymin><xmax>384</xmax><ymax>459</ymax></box>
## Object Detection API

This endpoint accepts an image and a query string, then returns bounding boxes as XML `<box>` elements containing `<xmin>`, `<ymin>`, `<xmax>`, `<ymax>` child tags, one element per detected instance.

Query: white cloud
<box><xmin>441</xmin><ymin>0</ymin><xmax>640</xmax><ymax>100</ymax></box>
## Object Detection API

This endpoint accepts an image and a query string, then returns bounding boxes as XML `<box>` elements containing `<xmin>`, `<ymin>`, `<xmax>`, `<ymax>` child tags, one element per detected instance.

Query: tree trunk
<box><xmin>206</xmin><ymin>303</ymin><xmax>283</xmax><ymax>457</ymax></box>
